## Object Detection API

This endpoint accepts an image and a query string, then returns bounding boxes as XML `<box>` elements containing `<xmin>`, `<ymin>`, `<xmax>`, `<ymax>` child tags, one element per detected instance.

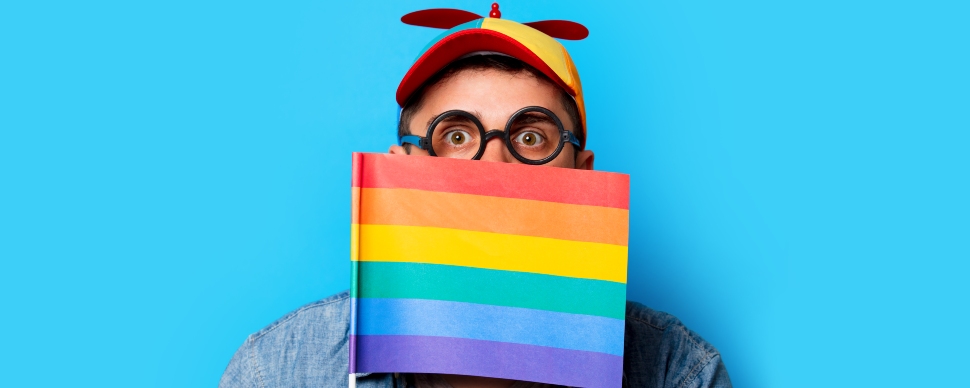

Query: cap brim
<box><xmin>396</xmin><ymin>28</ymin><xmax>574</xmax><ymax>107</ymax></box>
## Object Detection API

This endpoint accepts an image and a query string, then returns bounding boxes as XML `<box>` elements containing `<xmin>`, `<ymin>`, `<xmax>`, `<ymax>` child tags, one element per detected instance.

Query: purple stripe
<box><xmin>352</xmin><ymin>335</ymin><xmax>623</xmax><ymax>388</ymax></box>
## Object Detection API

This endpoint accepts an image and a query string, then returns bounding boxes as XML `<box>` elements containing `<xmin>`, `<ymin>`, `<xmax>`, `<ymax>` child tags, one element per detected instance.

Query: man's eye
<box><xmin>447</xmin><ymin>130</ymin><xmax>471</xmax><ymax>145</ymax></box>
<box><xmin>514</xmin><ymin>131</ymin><xmax>544</xmax><ymax>146</ymax></box>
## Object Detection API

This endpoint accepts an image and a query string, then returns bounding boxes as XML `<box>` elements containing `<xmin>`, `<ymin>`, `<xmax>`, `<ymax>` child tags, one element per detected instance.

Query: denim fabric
<box><xmin>219</xmin><ymin>291</ymin><xmax>731</xmax><ymax>388</ymax></box>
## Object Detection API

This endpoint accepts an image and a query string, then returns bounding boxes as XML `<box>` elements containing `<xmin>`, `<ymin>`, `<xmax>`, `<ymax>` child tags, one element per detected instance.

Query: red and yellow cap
<box><xmin>397</xmin><ymin>4</ymin><xmax>589</xmax><ymax>148</ymax></box>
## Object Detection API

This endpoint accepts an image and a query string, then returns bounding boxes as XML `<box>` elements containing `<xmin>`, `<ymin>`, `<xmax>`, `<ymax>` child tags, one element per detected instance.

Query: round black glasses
<box><xmin>398</xmin><ymin>106</ymin><xmax>582</xmax><ymax>165</ymax></box>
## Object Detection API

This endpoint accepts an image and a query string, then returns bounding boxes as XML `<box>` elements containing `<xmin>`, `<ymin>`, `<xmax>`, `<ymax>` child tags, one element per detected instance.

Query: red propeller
<box><xmin>401</xmin><ymin>9</ymin><xmax>482</xmax><ymax>29</ymax></box>
<box><xmin>400</xmin><ymin>3</ymin><xmax>588</xmax><ymax>40</ymax></box>
<box><xmin>523</xmin><ymin>20</ymin><xmax>589</xmax><ymax>40</ymax></box>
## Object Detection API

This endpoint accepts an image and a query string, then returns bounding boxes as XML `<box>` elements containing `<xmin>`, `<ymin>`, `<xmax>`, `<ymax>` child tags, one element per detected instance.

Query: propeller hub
<box><xmin>489</xmin><ymin>3</ymin><xmax>501</xmax><ymax>19</ymax></box>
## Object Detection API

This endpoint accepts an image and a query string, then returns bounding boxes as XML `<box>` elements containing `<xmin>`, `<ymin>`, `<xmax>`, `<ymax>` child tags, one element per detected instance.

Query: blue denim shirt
<box><xmin>219</xmin><ymin>291</ymin><xmax>731</xmax><ymax>388</ymax></box>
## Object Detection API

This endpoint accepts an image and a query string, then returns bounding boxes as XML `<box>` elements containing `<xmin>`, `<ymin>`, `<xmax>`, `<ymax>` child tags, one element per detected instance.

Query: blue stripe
<box><xmin>357</xmin><ymin>298</ymin><xmax>625</xmax><ymax>356</ymax></box>
<box><xmin>349</xmin><ymin>297</ymin><xmax>358</xmax><ymax>336</ymax></box>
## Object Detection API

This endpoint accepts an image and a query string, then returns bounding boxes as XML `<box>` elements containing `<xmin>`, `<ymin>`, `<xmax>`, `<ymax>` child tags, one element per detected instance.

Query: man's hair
<box><xmin>398</xmin><ymin>55</ymin><xmax>583</xmax><ymax>153</ymax></box>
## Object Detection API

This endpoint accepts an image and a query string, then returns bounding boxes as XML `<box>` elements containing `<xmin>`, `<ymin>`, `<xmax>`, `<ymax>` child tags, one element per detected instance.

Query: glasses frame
<box><xmin>398</xmin><ymin>106</ymin><xmax>582</xmax><ymax>165</ymax></box>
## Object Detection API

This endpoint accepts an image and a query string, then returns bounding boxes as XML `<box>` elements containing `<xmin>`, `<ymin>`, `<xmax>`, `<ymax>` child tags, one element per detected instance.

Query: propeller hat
<box><xmin>398</xmin><ymin>3</ymin><xmax>589</xmax><ymax>148</ymax></box>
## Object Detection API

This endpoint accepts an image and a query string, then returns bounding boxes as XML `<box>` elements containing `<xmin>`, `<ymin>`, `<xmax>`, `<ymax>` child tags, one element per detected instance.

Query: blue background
<box><xmin>1</xmin><ymin>1</ymin><xmax>967</xmax><ymax>386</ymax></box>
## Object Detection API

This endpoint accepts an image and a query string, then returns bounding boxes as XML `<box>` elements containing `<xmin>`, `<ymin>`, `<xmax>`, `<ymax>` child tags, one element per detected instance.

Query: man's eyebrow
<box><xmin>425</xmin><ymin>110</ymin><xmax>484</xmax><ymax>128</ymax></box>
<box><xmin>425</xmin><ymin>112</ymin><xmax>442</xmax><ymax>129</ymax></box>
<box><xmin>514</xmin><ymin>111</ymin><xmax>557</xmax><ymax>125</ymax></box>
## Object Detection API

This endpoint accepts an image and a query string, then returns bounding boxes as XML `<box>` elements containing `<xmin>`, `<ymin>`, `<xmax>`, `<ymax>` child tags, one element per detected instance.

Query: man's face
<box><xmin>390</xmin><ymin>68</ymin><xmax>594</xmax><ymax>170</ymax></box>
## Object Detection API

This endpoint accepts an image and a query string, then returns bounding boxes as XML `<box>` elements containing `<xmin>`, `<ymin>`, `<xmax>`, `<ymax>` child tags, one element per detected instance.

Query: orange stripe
<box><xmin>351</xmin><ymin>187</ymin><xmax>361</xmax><ymax>224</ymax></box>
<box><xmin>359</xmin><ymin>188</ymin><xmax>628</xmax><ymax>246</ymax></box>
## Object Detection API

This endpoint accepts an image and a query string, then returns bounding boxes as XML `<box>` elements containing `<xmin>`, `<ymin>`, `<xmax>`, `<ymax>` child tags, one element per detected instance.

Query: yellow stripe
<box><xmin>351</xmin><ymin>225</ymin><xmax>360</xmax><ymax>262</ymax></box>
<box><xmin>356</xmin><ymin>224</ymin><xmax>627</xmax><ymax>283</ymax></box>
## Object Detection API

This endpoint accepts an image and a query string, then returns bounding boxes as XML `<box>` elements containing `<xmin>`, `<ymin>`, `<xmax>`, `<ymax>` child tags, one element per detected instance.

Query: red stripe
<box><xmin>351</xmin><ymin>153</ymin><xmax>629</xmax><ymax>209</ymax></box>
<box><xmin>351</xmin><ymin>152</ymin><xmax>363</xmax><ymax>188</ymax></box>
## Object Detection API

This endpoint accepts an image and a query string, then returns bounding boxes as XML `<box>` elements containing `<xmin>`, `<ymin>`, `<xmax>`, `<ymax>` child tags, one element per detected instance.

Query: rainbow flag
<box><xmin>349</xmin><ymin>153</ymin><xmax>629</xmax><ymax>387</ymax></box>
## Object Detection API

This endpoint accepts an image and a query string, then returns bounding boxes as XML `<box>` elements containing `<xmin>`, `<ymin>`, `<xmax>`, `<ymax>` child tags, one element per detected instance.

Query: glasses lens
<box><xmin>430</xmin><ymin>113</ymin><xmax>483</xmax><ymax>159</ymax></box>
<box><xmin>508</xmin><ymin>109</ymin><xmax>563</xmax><ymax>161</ymax></box>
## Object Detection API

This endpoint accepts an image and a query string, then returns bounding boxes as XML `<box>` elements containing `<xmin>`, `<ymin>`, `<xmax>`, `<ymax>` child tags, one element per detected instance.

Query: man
<box><xmin>221</xmin><ymin>6</ymin><xmax>731</xmax><ymax>388</ymax></box>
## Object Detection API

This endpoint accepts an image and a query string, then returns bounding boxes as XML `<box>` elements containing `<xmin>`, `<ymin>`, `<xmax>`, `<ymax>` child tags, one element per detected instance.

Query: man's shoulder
<box><xmin>624</xmin><ymin>301</ymin><xmax>713</xmax><ymax>349</ymax></box>
<box><xmin>623</xmin><ymin>301</ymin><xmax>730</xmax><ymax>388</ymax></box>
<box><xmin>221</xmin><ymin>294</ymin><xmax>730</xmax><ymax>388</ymax></box>
<box><xmin>219</xmin><ymin>291</ymin><xmax>354</xmax><ymax>388</ymax></box>
<box><xmin>249</xmin><ymin>290</ymin><xmax>351</xmax><ymax>343</ymax></box>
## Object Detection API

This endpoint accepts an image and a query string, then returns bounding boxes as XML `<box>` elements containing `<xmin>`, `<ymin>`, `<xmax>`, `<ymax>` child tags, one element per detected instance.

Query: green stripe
<box><xmin>354</xmin><ymin>261</ymin><xmax>626</xmax><ymax>319</ymax></box>
<box><xmin>350</xmin><ymin>259</ymin><xmax>359</xmax><ymax>293</ymax></box>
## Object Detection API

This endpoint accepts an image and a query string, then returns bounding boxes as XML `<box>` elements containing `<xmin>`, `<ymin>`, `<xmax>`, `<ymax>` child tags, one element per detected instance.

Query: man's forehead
<box><xmin>440</xmin><ymin>66</ymin><xmax>551</xmax><ymax>90</ymax></box>
<box><xmin>418</xmin><ymin>69</ymin><xmax>566</xmax><ymax>123</ymax></box>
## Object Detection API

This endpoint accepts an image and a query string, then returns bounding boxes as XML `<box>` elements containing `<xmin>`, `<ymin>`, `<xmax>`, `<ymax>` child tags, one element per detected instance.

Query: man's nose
<box><xmin>478</xmin><ymin>131</ymin><xmax>516</xmax><ymax>163</ymax></box>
